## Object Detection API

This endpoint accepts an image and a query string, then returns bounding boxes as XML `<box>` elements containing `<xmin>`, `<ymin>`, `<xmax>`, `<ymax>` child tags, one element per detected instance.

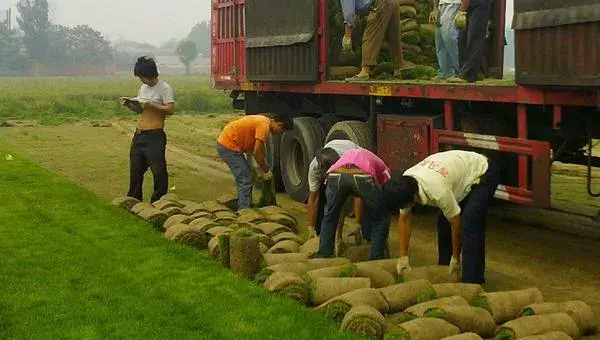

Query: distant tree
<box><xmin>46</xmin><ymin>24</ymin><xmax>113</xmax><ymax>67</ymax></box>
<box><xmin>0</xmin><ymin>24</ymin><xmax>30</xmax><ymax>74</ymax></box>
<box><xmin>16</xmin><ymin>0</ymin><xmax>50</xmax><ymax>75</ymax></box>
<box><xmin>176</xmin><ymin>40</ymin><xmax>198</xmax><ymax>75</ymax></box>
<box><xmin>160</xmin><ymin>38</ymin><xmax>179</xmax><ymax>51</ymax></box>
<box><xmin>186</xmin><ymin>21</ymin><xmax>210</xmax><ymax>56</ymax></box>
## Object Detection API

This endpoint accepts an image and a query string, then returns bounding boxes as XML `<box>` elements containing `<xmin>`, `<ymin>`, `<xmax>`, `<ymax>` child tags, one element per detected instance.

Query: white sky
<box><xmin>0</xmin><ymin>0</ymin><xmax>514</xmax><ymax>45</ymax></box>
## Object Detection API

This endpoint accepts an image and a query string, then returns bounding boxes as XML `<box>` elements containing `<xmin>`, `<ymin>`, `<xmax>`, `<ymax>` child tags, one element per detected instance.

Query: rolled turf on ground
<box><xmin>0</xmin><ymin>150</ymin><xmax>362</xmax><ymax>340</ymax></box>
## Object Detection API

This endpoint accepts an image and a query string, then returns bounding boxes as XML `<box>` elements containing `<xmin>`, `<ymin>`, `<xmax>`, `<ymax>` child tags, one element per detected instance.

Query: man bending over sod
<box><xmin>216</xmin><ymin>114</ymin><xmax>293</xmax><ymax>210</ymax></box>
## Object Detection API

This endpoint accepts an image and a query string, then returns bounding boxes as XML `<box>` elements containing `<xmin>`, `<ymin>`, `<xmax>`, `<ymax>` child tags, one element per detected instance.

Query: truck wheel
<box><xmin>326</xmin><ymin>120</ymin><xmax>374</xmax><ymax>151</ymax></box>
<box><xmin>280</xmin><ymin>117</ymin><xmax>326</xmax><ymax>202</ymax></box>
<box><xmin>267</xmin><ymin>132</ymin><xmax>285</xmax><ymax>191</ymax></box>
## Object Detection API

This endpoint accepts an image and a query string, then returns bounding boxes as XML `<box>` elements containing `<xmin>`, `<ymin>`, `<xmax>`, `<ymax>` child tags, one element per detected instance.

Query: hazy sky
<box><xmin>1</xmin><ymin>0</ymin><xmax>514</xmax><ymax>45</ymax></box>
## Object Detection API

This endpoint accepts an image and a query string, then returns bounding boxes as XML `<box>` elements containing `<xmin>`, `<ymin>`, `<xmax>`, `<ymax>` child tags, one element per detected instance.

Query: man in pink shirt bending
<box><xmin>313</xmin><ymin>147</ymin><xmax>392</xmax><ymax>260</ymax></box>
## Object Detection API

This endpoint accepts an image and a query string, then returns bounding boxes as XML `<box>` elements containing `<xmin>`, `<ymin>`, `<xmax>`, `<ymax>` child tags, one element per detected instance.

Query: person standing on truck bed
<box><xmin>341</xmin><ymin>0</ymin><xmax>410</xmax><ymax>80</ymax></box>
<box><xmin>307</xmin><ymin>141</ymin><xmax>365</xmax><ymax>252</ymax></box>
<box><xmin>124</xmin><ymin>56</ymin><xmax>175</xmax><ymax>203</ymax></box>
<box><xmin>382</xmin><ymin>150</ymin><xmax>500</xmax><ymax>284</ymax></box>
<box><xmin>447</xmin><ymin>0</ymin><xmax>492</xmax><ymax>83</ymax></box>
<box><xmin>216</xmin><ymin>114</ymin><xmax>293</xmax><ymax>210</ymax></box>
<box><xmin>313</xmin><ymin>148</ymin><xmax>392</xmax><ymax>260</ymax></box>
<box><xmin>429</xmin><ymin>0</ymin><xmax>461</xmax><ymax>80</ymax></box>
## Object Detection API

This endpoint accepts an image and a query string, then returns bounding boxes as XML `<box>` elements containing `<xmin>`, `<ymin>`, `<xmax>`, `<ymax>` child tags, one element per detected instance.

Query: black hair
<box><xmin>315</xmin><ymin>147</ymin><xmax>340</xmax><ymax>174</ymax></box>
<box><xmin>382</xmin><ymin>175</ymin><xmax>419</xmax><ymax>212</ymax></box>
<box><xmin>271</xmin><ymin>113</ymin><xmax>294</xmax><ymax>130</ymax></box>
<box><xmin>134</xmin><ymin>56</ymin><xmax>158</xmax><ymax>78</ymax></box>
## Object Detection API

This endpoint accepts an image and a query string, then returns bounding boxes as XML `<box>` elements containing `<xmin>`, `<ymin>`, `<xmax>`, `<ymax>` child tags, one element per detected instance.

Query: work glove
<box><xmin>429</xmin><ymin>9</ymin><xmax>440</xmax><ymax>25</ymax></box>
<box><xmin>261</xmin><ymin>170</ymin><xmax>273</xmax><ymax>181</ymax></box>
<box><xmin>342</xmin><ymin>35</ymin><xmax>352</xmax><ymax>52</ymax></box>
<box><xmin>454</xmin><ymin>11</ymin><xmax>467</xmax><ymax>30</ymax></box>
<box><xmin>396</xmin><ymin>256</ymin><xmax>411</xmax><ymax>274</ymax></box>
<box><xmin>449</xmin><ymin>256</ymin><xmax>461</xmax><ymax>275</ymax></box>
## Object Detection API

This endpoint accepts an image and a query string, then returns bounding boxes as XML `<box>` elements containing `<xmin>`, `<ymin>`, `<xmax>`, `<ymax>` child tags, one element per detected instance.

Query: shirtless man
<box><xmin>123</xmin><ymin>56</ymin><xmax>175</xmax><ymax>203</ymax></box>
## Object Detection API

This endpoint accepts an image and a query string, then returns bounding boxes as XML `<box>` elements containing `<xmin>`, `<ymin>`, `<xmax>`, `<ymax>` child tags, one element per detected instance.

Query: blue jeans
<box><xmin>435</xmin><ymin>3</ymin><xmax>460</xmax><ymax>79</ymax></box>
<box><xmin>216</xmin><ymin>143</ymin><xmax>252</xmax><ymax>210</ymax></box>
<box><xmin>315</xmin><ymin>173</ymin><xmax>390</xmax><ymax>260</ymax></box>
<box><xmin>437</xmin><ymin>159</ymin><xmax>501</xmax><ymax>284</ymax></box>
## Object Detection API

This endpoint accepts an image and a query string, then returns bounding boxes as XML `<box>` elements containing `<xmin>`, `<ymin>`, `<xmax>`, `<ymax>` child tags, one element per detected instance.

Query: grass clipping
<box><xmin>378</xmin><ymin>279</ymin><xmax>437</xmax><ymax>313</ymax></box>
<box><xmin>472</xmin><ymin>288</ymin><xmax>543</xmax><ymax>324</ymax></box>
<box><xmin>424</xmin><ymin>306</ymin><xmax>496</xmax><ymax>338</ymax></box>
<box><xmin>263</xmin><ymin>272</ymin><xmax>311</xmax><ymax>306</ymax></box>
<box><xmin>385</xmin><ymin>317</ymin><xmax>460</xmax><ymax>340</ymax></box>
<box><xmin>495</xmin><ymin>312</ymin><xmax>580</xmax><ymax>340</ymax></box>
<box><xmin>520</xmin><ymin>301</ymin><xmax>597</xmax><ymax>336</ymax></box>
<box><xmin>340</xmin><ymin>305</ymin><xmax>386</xmax><ymax>340</ymax></box>
<box><xmin>229</xmin><ymin>228</ymin><xmax>260</xmax><ymax>279</ymax></box>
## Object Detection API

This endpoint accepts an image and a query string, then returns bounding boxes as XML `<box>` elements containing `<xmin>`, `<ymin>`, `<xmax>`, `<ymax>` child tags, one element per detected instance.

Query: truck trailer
<box><xmin>210</xmin><ymin>0</ymin><xmax>600</xmax><ymax>219</ymax></box>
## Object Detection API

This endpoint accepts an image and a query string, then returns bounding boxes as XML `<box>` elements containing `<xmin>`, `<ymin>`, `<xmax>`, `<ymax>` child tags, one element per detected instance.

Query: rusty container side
<box><xmin>513</xmin><ymin>1</ymin><xmax>600</xmax><ymax>86</ymax></box>
<box><xmin>377</xmin><ymin>115</ymin><xmax>443</xmax><ymax>175</ymax></box>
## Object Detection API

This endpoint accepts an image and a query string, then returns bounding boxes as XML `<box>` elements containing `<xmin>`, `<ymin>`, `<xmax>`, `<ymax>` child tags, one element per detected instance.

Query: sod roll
<box><xmin>306</xmin><ymin>265</ymin><xmax>347</xmax><ymax>280</ymax></box>
<box><xmin>424</xmin><ymin>306</ymin><xmax>496</xmax><ymax>338</ymax></box>
<box><xmin>152</xmin><ymin>199</ymin><xmax>182</xmax><ymax>210</ymax></box>
<box><xmin>495</xmin><ymin>313</ymin><xmax>580</xmax><ymax>340</ymax></box>
<box><xmin>181</xmin><ymin>203</ymin><xmax>207</xmax><ymax>215</ymax></box>
<box><xmin>163</xmin><ymin>224</ymin><xmax>209</xmax><ymax>250</ymax></box>
<box><xmin>263</xmin><ymin>272</ymin><xmax>311</xmax><ymax>305</ymax></box>
<box><xmin>431</xmin><ymin>283</ymin><xmax>484</xmax><ymax>304</ymax></box>
<box><xmin>131</xmin><ymin>202</ymin><xmax>153</xmax><ymax>214</ymax></box>
<box><xmin>329</xmin><ymin>66</ymin><xmax>361</xmax><ymax>79</ymax></box>
<box><xmin>229</xmin><ymin>231</ymin><xmax>260</xmax><ymax>278</ymax></box>
<box><xmin>401</xmin><ymin>19</ymin><xmax>419</xmax><ymax>32</ymax></box>
<box><xmin>311</xmin><ymin>277</ymin><xmax>372</xmax><ymax>305</ymax></box>
<box><xmin>202</xmin><ymin>200</ymin><xmax>230</xmax><ymax>213</ymax></box>
<box><xmin>257</xmin><ymin>234</ymin><xmax>275</xmax><ymax>248</ymax></box>
<box><xmin>190</xmin><ymin>211</ymin><xmax>212</xmax><ymax>219</ymax></box>
<box><xmin>356</xmin><ymin>259</ymin><xmax>397</xmax><ymax>275</ymax></box>
<box><xmin>164</xmin><ymin>214</ymin><xmax>193</xmax><ymax>230</ymax></box>
<box><xmin>379</xmin><ymin>280</ymin><xmax>437</xmax><ymax>312</ymax></box>
<box><xmin>161</xmin><ymin>206</ymin><xmax>183</xmax><ymax>218</ymax></box>
<box><xmin>214</xmin><ymin>210</ymin><xmax>237</xmax><ymax>219</ymax></box>
<box><xmin>385</xmin><ymin>317</ymin><xmax>460</xmax><ymax>340</ymax></box>
<box><xmin>206</xmin><ymin>226</ymin><xmax>234</xmax><ymax>237</ymax></box>
<box><xmin>258</xmin><ymin>205</ymin><xmax>295</xmax><ymax>220</ymax></box>
<box><xmin>397</xmin><ymin>0</ymin><xmax>417</xmax><ymax>5</ymax></box>
<box><xmin>189</xmin><ymin>217</ymin><xmax>217</xmax><ymax>232</ymax></box>
<box><xmin>399</xmin><ymin>5</ymin><xmax>417</xmax><ymax>18</ymax></box>
<box><xmin>159</xmin><ymin>193</ymin><xmax>180</xmax><ymax>202</ymax></box>
<box><xmin>262</xmin><ymin>253</ymin><xmax>308</xmax><ymax>267</ymax></box>
<box><xmin>315</xmin><ymin>288</ymin><xmax>390</xmax><ymax>324</ymax></box>
<box><xmin>342</xmin><ymin>245</ymin><xmax>371</xmax><ymax>263</ymax></box>
<box><xmin>516</xmin><ymin>331</ymin><xmax>574</xmax><ymax>340</ymax></box>
<box><xmin>400</xmin><ymin>265</ymin><xmax>460</xmax><ymax>284</ymax></box>
<box><xmin>111</xmin><ymin>196</ymin><xmax>140</xmax><ymax>211</ymax></box>
<box><xmin>237</xmin><ymin>213</ymin><xmax>267</xmax><ymax>224</ymax></box>
<box><xmin>218</xmin><ymin>234</ymin><xmax>231</xmax><ymax>268</ymax></box>
<box><xmin>215</xmin><ymin>193</ymin><xmax>238</xmax><ymax>211</ymax></box>
<box><xmin>259</xmin><ymin>242</ymin><xmax>268</xmax><ymax>254</ymax></box>
<box><xmin>355</xmin><ymin>262</ymin><xmax>396</xmax><ymax>288</ymax></box>
<box><xmin>439</xmin><ymin>333</ymin><xmax>484</xmax><ymax>340</ymax></box>
<box><xmin>267</xmin><ymin>240</ymin><xmax>300</xmax><ymax>254</ymax></box>
<box><xmin>520</xmin><ymin>301</ymin><xmax>597</xmax><ymax>335</ymax></box>
<box><xmin>340</xmin><ymin>305</ymin><xmax>386</xmax><ymax>340</ymax></box>
<box><xmin>208</xmin><ymin>236</ymin><xmax>221</xmax><ymax>259</ymax></box>
<box><xmin>265</xmin><ymin>214</ymin><xmax>297</xmax><ymax>232</ymax></box>
<box><xmin>137</xmin><ymin>208</ymin><xmax>168</xmax><ymax>230</ymax></box>
<box><xmin>272</xmin><ymin>232</ymin><xmax>304</xmax><ymax>245</ymax></box>
<box><xmin>474</xmin><ymin>288</ymin><xmax>544</xmax><ymax>324</ymax></box>
<box><xmin>255</xmin><ymin>262</ymin><xmax>312</xmax><ymax>283</ymax></box>
<box><xmin>307</xmin><ymin>257</ymin><xmax>351</xmax><ymax>270</ymax></box>
<box><xmin>396</xmin><ymin>296</ymin><xmax>470</xmax><ymax>322</ymax></box>
<box><xmin>299</xmin><ymin>237</ymin><xmax>320</xmax><ymax>256</ymax></box>
<box><xmin>255</xmin><ymin>222</ymin><xmax>292</xmax><ymax>237</ymax></box>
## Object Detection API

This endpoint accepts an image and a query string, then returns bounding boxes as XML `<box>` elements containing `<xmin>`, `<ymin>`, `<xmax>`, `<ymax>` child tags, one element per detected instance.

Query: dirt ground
<box><xmin>1</xmin><ymin>115</ymin><xmax>599</xmax><ymax>336</ymax></box>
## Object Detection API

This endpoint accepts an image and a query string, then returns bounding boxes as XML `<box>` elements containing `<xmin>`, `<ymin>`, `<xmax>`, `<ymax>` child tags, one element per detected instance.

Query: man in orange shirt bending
<box><xmin>217</xmin><ymin>114</ymin><xmax>293</xmax><ymax>210</ymax></box>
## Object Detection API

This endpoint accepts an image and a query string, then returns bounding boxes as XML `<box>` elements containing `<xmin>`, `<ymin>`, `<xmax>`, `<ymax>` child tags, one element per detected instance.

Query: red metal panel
<box><xmin>211</xmin><ymin>0</ymin><xmax>245</xmax><ymax>83</ymax></box>
<box><xmin>517</xmin><ymin>104</ymin><xmax>528</xmax><ymax>190</ymax></box>
<box><xmin>377</xmin><ymin>115</ymin><xmax>441</xmax><ymax>174</ymax></box>
<box><xmin>431</xmin><ymin>130</ymin><xmax>551</xmax><ymax>208</ymax></box>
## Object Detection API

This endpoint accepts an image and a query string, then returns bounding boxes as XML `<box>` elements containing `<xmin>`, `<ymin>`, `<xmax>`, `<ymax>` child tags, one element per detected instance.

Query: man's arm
<box><xmin>432</xmin><ymin>0</ymin><xmax>439</xmax><ymax>9</ymax></box>
<box><xmin>253</xmin><ymin>139</ymin><xmax>269</xmax><ymax>174</ymax></box>
<box><xmin>437</xmin><ymin>189</ymin><xmax>462</xmax><ymax>260</ymax></box>
<box><xmin>307</xmin><ymin>190</ymin><xmax>320</xmax><ymax>229</ymax></box>
<box><xmin>460</xmin><ymin>0</ymin><xmax>469</xmax><ymax>11</ymax></box>
<box><xmin>398</xmin><ymin>209</ymin><xmax>413</xmax><ymax>257</ymax></box>
<box><xmin>449</xmin><ymin>214</ymin><xmax>461</xmax><ymax>260</ymax></box>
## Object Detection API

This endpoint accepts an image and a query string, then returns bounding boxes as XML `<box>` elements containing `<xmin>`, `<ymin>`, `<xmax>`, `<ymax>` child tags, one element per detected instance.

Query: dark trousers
<box><xmin>458</xmin><ymin>0</ymin><xmax>492</xmax><ymax>82</ymax></box>
<box><xmin>437</xmin><ymin>159</ymin><xmax>501</xmax><ymax>284</ymax></box>
<box><xmin>315</xmin><ymin>185</ymin><xmax>371</xmax><ymax>240</ymax></box>
<box><xmin>127</xmin><ymin>129</ymin><xmax>168</xmax><ymax>203</ymax></box>
<box><xmin>315</xmin><ymin>173</ymin><xmax>390</xmax><ymax>260</ymax></box>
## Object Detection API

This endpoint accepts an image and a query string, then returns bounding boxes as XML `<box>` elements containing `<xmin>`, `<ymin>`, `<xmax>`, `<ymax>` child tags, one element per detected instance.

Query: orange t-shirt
<box><xmin>217</xmin><ymin>115</ymin><xmax>270</xmax><ymax>153</ymax></box>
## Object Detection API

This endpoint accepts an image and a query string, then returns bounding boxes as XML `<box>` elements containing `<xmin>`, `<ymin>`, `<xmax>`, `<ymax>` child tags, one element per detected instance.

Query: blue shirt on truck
<box><xmin>340</xmin><ymin>0</ymin><xmax>372</xmax><ymax>27</ymax></box>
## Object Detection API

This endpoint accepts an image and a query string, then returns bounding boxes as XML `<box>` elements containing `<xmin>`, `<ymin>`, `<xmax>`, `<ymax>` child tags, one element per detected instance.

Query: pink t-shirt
<box><xmin>326</xmin><ymin>148</ymin><xmax>391</xmax><ymax>187</ymax></box>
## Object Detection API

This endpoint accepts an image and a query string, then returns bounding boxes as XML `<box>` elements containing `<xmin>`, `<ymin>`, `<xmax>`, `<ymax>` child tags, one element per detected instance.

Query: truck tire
<box><xmin>325</xmin><ymin>120</ymin><xmax>374</xmax><ymax>151</ymax></box>
<box><xmin>280</xmin><ymin>117</ymin><xmax>326</xmax><ymax>202</ymax></box>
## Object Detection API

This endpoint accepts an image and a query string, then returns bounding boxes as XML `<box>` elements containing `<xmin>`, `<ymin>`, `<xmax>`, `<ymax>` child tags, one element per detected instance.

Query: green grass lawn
<box><xmin>0</xmin><ymin>150</ymin><xmax>360</xmax><ymax>340</ymax></box>
<box><xmin>0</xmin><ymin>76</ymin><xmax>233</xmax><ymax>125</ymax></box>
